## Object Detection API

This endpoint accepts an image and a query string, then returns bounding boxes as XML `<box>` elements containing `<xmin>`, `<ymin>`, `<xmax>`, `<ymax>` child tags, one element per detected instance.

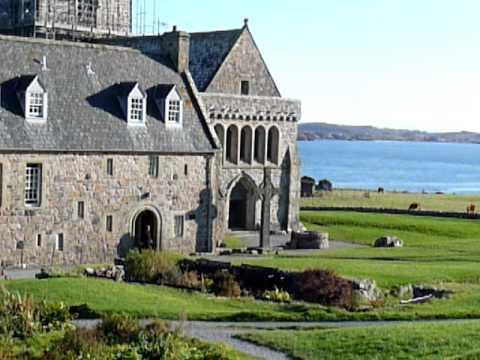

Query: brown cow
<box><xmin>467</xmin><ymin>204</ymin><xmax>476</xmax><ymax>216</ymax></box>
<box><xmin>408</xmin><ymin>203</ymin><xmax>421</xmax><ymax>211</ymax></box>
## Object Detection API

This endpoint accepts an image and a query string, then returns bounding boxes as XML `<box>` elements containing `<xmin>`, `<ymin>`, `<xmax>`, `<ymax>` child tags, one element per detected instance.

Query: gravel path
<box><xmin>74</xmin><ymin>319</ymin><xmax>480</xmax><ymax>360</ymax></box>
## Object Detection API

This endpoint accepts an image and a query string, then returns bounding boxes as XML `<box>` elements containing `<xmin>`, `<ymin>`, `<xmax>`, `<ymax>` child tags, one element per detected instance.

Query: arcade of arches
<box><xmin>214</xmin><ymin>124</ymin><xmax>280</xmax><ymax>165</ymax></box>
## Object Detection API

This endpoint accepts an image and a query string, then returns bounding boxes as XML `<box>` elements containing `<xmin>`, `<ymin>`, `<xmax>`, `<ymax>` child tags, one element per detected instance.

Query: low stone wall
<box><xmin>301</xmin><ymin>207</ymin><xmax>480</xmax><ymax>220</ymax></box>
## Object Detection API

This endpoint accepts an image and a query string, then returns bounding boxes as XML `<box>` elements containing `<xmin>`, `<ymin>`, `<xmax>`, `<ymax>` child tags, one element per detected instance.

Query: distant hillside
<box><xmin>298</xmin><ymin>122</ymin><xmax>480</xmax><ymax>144</ymax></box>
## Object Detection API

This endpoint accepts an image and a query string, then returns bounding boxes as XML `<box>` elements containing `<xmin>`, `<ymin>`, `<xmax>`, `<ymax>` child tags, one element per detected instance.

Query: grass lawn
<box><xmin>301</xmin><ymin>189</ymin><xmax>480</xmax><ymax>212</ymax></box>
<box><xmin>239</xmin><ymin>321</ymin><xmax>480</xmax><ymax>359</ymax></box>
<box><xmin>3</xmin><ymin>277</ymin><xmax>356</xmax><ymax>321</ymax></box>
<box><xmin>223</xmin><ymin>233</ymin><xmax>249</xmax><ymax>249</ymax></box>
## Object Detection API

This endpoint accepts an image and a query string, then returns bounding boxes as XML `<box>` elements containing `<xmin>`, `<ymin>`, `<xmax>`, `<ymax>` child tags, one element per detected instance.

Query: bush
<box><xmin>211</xmin><ymin>271</ymin><xmax>241</xmax><ymax>298</ymax></box>
<box><xmin>99</xmin><ymin>314</ymin><xmax>142</xmax><ymax>345</ymax></box>
<box><xmin>176</xmin><ymin>271</ymin><xmax>202</xmax><ymax>289</ymax></box>
<box><xmin>124</xmin><ymin>250</ymin><xmax>182</xmax><ymax>284</ymax></box>
<box><xmin>0</xmin><ymin>287</ymin><xmax>71</xmax><ymax>339</ymax></box>
<box><xmin>262</xmin><ymin>287</ymin><xmax>291</xmax><ymax>303</ymax></box>
<box><xmin>294</xmin><ymin>269</ymin><xmax>353</xmax><ymax>309</ymax></box>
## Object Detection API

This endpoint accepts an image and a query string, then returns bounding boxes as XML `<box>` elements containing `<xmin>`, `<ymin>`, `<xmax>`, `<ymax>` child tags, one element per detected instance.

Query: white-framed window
<box><xmin>168</xmin><ymin>100</ymin><xmax>181</xmax><ymax>123</ymax></box>
<box><xmin>25</xmin><ymin>164</ymin><xmax>42</xmax><ymax>207</ymax></box>
<box><xmin>129</xmin><ymin>97</ymin><xmax>145</xmax><ymax>123</ymax></box>
<box><xmin>27</xmin><ymin>93</ymin><xmax>45</xmax><ymax>118</ymax></box>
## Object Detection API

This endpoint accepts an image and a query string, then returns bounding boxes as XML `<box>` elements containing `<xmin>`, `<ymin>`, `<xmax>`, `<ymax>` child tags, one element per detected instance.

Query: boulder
<box><xmin>317</xmin><ymin>179</ymin><xmax>333</xmax><ymax>192</ymax></box>
<box><xmin>374</xmin><ymin>236</ymin><xmax>403</xmax><ymax>248</ymax></box>
<box><xmin>290</xmin><ymin>231</ymin><xmax>329</xmax><ymax>250</ymax></box>
<box><xmin>352</xmin><ymin>279</ymin><xmax>383</xmax><ymax>307</ymax></box>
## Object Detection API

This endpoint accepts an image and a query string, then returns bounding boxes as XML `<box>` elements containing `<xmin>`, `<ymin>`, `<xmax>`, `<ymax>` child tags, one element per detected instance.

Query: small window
<box><xmin>129</xmin><ymin>98</ymin><xmax>145</xmax><ymax>123</ymax></box>
<box><xmin>28</xmin><ymin>93</ymin><xmax>45</xmax><ymax>119</ymax></box>
<box><xmin>149</xmin><ymin>156</ymin><xmax>159</xmax><ymax>178</ymax></box>
<box><xmin>78</xmin><ymin>201</ymin><xmax>85</xmax><ymax>219</ymax></box>
<box><xmin>174</xmin><ymin>215</ymin><xmax>184</xmax><ymax>238</ymax></box>
<box><xmin>241</xmin><ymin>80</ymin><xmax>250</xmax><ymax>95</ymax></box>
<box><xmin>168</xmin><ymin>100</ymin><xmax>181</xmax><ymax>123</ymax></box>
<box><xmin>36</xmin><ymin>234</ymin><xmax>42</xmax><ymax>248</ymax></box>
<box><xmin>106</xmin><ymin>215</ymin><xmax>113</xmax><ymax>232</ymax></box>
<box><xmin>25</xmin><ymin>164</ymin><xmax>42</xmax><ymax>207</ymax></box>
<box><xmin>184</xmin><ymin>164</ymin><xmax>188</xmax><ymax>177</ymax></box>
<box><xmin>56</xmin><ymin>233</ymin><xmax>64</xmax><ymax>252</ymax></box>
<box><xmin>107</xmin><ymin>159</ymin><xmax>113</xmax><ymax>176</ymax></box>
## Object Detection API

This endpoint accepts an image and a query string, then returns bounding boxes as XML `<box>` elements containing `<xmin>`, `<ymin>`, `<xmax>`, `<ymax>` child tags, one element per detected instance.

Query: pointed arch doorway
<box><xmin>131</xmin><ymin>207</ymin><xmax>162</xmax><ymax>250</ymax></box>
<box><xmin>228</xmin><ymin>177</ymin><xmax>258</xmax><ymax>230</ymax></box>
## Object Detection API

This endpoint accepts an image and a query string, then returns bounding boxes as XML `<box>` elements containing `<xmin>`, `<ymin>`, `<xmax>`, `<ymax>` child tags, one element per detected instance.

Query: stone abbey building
<box><xmin>0</xmin><ymin>1</ymin><xmax>301</xmax><ymax>266</ymax></box>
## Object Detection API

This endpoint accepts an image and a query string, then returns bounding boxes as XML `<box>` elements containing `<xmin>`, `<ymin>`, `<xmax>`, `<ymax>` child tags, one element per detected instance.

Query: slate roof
<box><xmin>0</xmin><ymin>35</ymin><xmax>215</xmax><ymax>154</ymax></box>
<box><xmin>189</xmin><ymin>29</ymin><xmax>243</xmax><ymax>91</ymax></box>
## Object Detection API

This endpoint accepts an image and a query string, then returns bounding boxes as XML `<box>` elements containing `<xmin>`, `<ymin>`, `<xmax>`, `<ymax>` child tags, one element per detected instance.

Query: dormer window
<box><xmin>168</xmin><ymin>100</ymin><xmax>181</xmax><ymax>123</ymax></box>
<box><xmin>130</xmin><ymin>98</ymin><xmax>145</xmax><ymax>122</ymax></box>
<box><xmin>16</xmin><ymin>75</ymin><xmax>48</xmax><ymax>122</ymax></box>
<box><xmin>153</xmin><ymin>84</ymin><xmax>184</xmax><ymax>129</ymax></box>
<box><xmin>117</xmin><ymin>82</ymin><xmax>147</xmax><ymax>126</ymax></box>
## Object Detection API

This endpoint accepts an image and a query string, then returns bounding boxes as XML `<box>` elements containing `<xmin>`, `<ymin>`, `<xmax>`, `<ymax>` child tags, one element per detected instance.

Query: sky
<box><xmin>132</xmin><ymin>0</ymin><xmax>480</xmax><ymax>132</ymax></box>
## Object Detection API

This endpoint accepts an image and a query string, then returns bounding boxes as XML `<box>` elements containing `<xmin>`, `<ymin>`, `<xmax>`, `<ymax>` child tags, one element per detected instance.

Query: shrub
<box><xmin>211</xmin><ymin>271</ymin><xmax>241</xmax><ymax>298</ymax></box>
<box><xmin>99</xmin><ymin>314</ymin><xmax>142</xmax><ymax>345</ymax></box>
<box><xmin>124</xmin><ymin>249</ymin><xmax>182</xmax><ymax>284</ymax></box>
<box><xmin>262</xmin><ymin>287</ymin><xmax>291</xmax><ymax>303</ymax></box>
<box><xmin>176</xmin><ymin>271</ymin><xmax>202</xmax><ymax>289</ymax></box>
<box><xmin>294</xmin><ymin>269</ymin><xmax>353</xmax><ymax>310</ymax></box>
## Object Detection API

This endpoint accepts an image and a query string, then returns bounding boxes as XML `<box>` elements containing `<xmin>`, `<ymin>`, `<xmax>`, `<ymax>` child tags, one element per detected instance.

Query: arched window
<box><xmin>254</xmin><ymin>126</ymin><xmax>266</xmax><ymax>164</ymax></box>
<box><xmin>267</xmin><ymin>126</ymin><xmax>280</xmax><ymax>164</ymax></box>
<box><xmin>214</xmin><ymin>124</ymin><xmax>225</xmax><ymax>147</ymax></box>
<box><xmin>240</xmin><ymin>126</ymin><xmax>253</xmax><ymax>164</ymax></box>
<box><xmin>226</xmin><ymin>125</ymin><xmax>239</xmax><ymax>164</ymax></box>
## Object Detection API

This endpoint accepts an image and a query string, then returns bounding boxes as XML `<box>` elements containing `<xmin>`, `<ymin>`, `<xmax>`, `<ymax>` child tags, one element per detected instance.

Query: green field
<box><xmin>301</xmin><ymin>189</ymin><xmax>480</xmax><ymax>212</ymax></box>
<box><xmin>239</xmin><ymin>321</ymin><xmax>480</xmax><ymax>359</ymax></box>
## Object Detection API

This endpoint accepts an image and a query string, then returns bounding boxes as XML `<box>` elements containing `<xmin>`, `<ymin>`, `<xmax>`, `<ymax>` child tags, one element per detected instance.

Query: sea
<box><xmin>298</xmin><ymin>140</ymin><xmax>480</xmax><ymax>194</ymax></box>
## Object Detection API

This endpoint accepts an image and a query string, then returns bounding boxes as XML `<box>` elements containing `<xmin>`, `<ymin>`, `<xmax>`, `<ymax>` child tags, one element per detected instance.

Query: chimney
<box><xmin>161</xmin><ymin>26</ymin><xmax>190</xmax><ymax>73</ymax></box>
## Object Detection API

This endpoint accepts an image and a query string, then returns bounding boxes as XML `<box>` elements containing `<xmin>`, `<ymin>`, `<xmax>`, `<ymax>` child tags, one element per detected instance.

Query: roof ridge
<box><xmin>0</xmin><ymin>34</ymin><xmax>139</xmax><ymax>52</ymax></box>
<box><xmin>190</xmin><ymin>28</ymin><xmax>243</xmax><ymax>36</ymax></box>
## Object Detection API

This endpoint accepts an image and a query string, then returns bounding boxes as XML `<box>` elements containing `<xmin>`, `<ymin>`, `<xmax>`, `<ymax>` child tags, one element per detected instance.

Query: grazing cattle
<box><xmin>378</xmin><ymin>187</ymin><xmax>385</xmax><ymax>193</ymax></box>
<box><xmin>408</xmin><ymin>203</ymin><xmax>420</xmax><ymax>211</ymax></box>
<box><xmin>467</xmin><ymin>204</ymin><xmax>476</xmax><ymax>216</ymax></box>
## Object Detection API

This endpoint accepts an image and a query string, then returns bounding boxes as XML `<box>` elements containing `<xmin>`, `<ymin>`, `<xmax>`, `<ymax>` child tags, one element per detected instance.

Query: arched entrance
<box><xmin>228</xmin><ymin>178</ymin><xmax>257</xmax><ymax>230</ymax></box>
<box><xmin>132</xmin><ymin>208</ymin><xmax>162</xmax><ymax>250</ymax></box>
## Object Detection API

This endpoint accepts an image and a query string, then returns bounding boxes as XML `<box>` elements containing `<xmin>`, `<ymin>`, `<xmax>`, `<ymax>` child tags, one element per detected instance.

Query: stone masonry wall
<box><xmin>206</xmin><ymin>29</ymin><xmax>281</xmax><ymax>97</ymax></box>
<box><xmin>0</xmin><ymin>152</ymin><xmax>211</xmax><ymax>267</ymax></box>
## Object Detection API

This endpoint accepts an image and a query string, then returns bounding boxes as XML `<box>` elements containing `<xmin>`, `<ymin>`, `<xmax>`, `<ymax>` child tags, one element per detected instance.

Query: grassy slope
<box><xmin>301</xmin><ymin>190</ymin><xmax>480</xmax><ymax>212</ymax></box>
<box><xmin>3</xmin><ymin>278</ymin><xmax>353</xmax><ymax>321</ymax></box>
<box><xmin>239</xmin><ymin>321</ymin><xmax>480</xmax><ymax>360</ymax></box>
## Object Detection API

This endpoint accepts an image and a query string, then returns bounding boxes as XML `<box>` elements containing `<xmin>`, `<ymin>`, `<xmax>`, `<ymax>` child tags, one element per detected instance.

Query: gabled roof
<box><xmin>152</xmin><ymin>84</ymin><xmax>176</xmax><ymax>98</ymax></box>
<box><xmin>189</xmin><ymin>28</ymin><xmax>243</xmax><ymax>91</ymax></box>
<box><xmin>15</xmin><ymin>75</ymin><xmax>40</xmax><ymax>92</ymax></box>
<box><xmin>0</xmin><ymin>35</ymin><xmax>215</xmax><ymax>154</ymax></box>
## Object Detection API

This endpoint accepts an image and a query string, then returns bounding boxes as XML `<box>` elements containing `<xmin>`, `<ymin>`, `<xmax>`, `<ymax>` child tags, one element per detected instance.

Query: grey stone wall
<box><xmin>205</xmin><ymin>29</ymin><xmax>281</xmax><ymax>97</ymax></box>
<box><xmin>201</xmin><ymin>93</ymin><xmax>301</xmax><ymax>244</ymax></box>
<box><xmin>0</xmin><ymin>152</ymin><xmax>211</xmax><ymax>267</ymax></box>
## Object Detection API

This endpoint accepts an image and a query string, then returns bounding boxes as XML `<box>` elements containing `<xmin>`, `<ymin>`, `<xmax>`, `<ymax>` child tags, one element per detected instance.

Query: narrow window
<box><xmin>36</xmin><ymin>234</ymin><xmax>42</xmax><ymax>248</ymax></box>
<box><xmin>107</xmin><ymin>159</ymin><xmax>113</xmax><ymax>176</ymax></box>
<box><xmin>25</xmin><ymin>164</ymin><xmax>42</xmax><ymax>207</ymax></box>
<box><xmin>78</xmin><ymin>201</ymin><xmax>85</xmax><ymax>219</ymax></box>
<box><xmin>106</xmin><ymin>215</ymin><xmax>113</xmax><ymax>232</ymax></box>
<box><xmin>168</xmin><ymin>100</ymin><xmax>181</xmax><ymax>123</ymax></box>
<box><xmin>149</xmin><ymin>155</ymin><xmax>159</xmax><ymax>177</ymax></box>
<box><xmin>174</xmin><ymin>215</ymin><xmax>184</xmax><ymax>238</ymax></box>
<box><xmin>0</xmin><ymin>163</ymin><xmax>3</xmax><ymax>207</ymax></box>
<box><xmin>129</xmin><ymin>98</ymin><xmax>145</xmax><ymax>123</ymax></box>
<box><xmin>241</xmin><ymin>80</ymin><xmax>250</xmax><ymax>95</ymax></box>
<box><xmin>184</xmin><ymin>164</ymin><xmax>188</xmax><ymax>177</ymax></box>
<box><xmin>56</xmin><ymin>233</ymin><xmax>64</xmax><ymax>252</ymax></box>
<box><xmin>27</xmin><ymin>92</ymin><xmax>45</xmax><ymax>119</ymax></box>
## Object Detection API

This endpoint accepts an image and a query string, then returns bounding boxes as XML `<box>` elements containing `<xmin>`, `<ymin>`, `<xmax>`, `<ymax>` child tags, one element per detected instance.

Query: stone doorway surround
<box><xmin>130</xmin><ymin>205</ymin><xmax>163</xmax><ymax>251</ymax></box>
<box><xmin>227</xmin><ymin>175</ymin><xmax>259</xmax><ymax>231</ymax></box>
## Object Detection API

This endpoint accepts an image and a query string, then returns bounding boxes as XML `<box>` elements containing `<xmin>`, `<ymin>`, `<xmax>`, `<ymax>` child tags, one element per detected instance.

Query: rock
<box><xmin>84</xmin><ymin>267</ymin><xmax>95</xmax><ymax>276</ymax></box>
<box><xmin>374</xmin><ymin>236</ymin><xmax>403</xmax><ymax>248</ymax></box>
<box><xmin>353</xmin><ymin>279</ymin><xmax>383</xmax><ymax>302</ymax></box>
<box><xmin>290</xmin><ymin>231</ymin><xmax>329</xmax><ymax>250</ymax></box>
<box><xmin>413</xmin><ymin>286</ymin><xmax>453</xmax><ymax>299</ymax></box>
<box><xmin>249</xmin><ymin>249</ymin><xmax>259</xmax><ymax>255</ymax></box>
<box><xmin>317</xmin><ymin>179</ymin><xmax>333</xmax><ymax>192</ymax></box>
<box><xmin>114</xmin><ymin>266</ymin><xmax>125</xmax><ymax>282</ymax></box>
<box><xmin>391</xmin><ymin>284</ymin><xmax>414</xmax><ymax>299</ymax></box>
